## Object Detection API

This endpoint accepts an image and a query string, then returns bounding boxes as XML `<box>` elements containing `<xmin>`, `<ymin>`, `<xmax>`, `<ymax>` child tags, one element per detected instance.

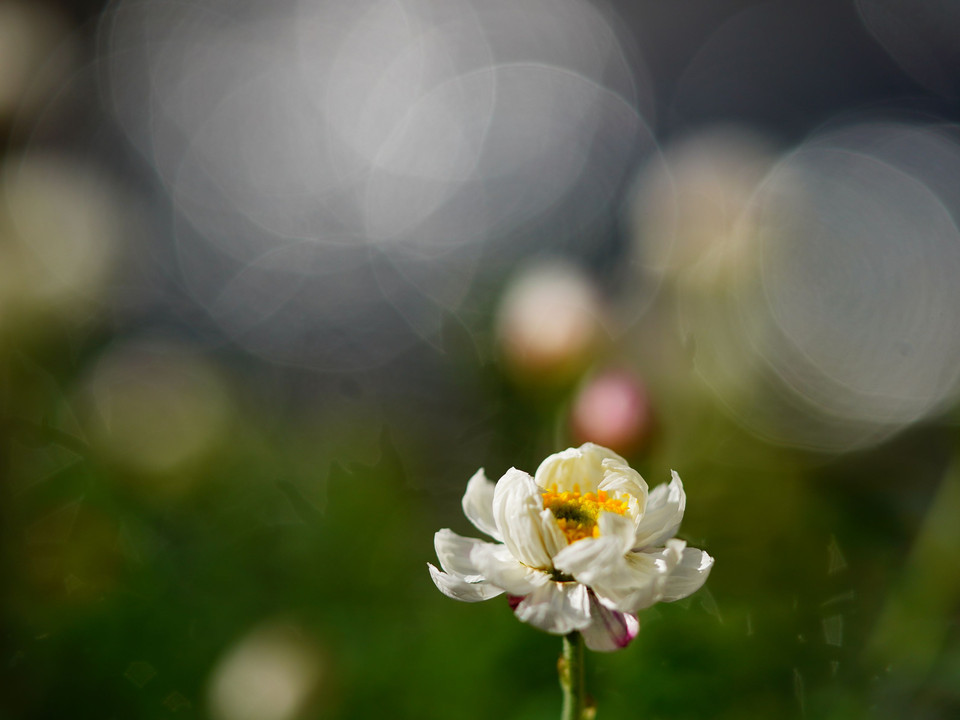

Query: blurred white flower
<box><xmin>429</xmin><ymin>443</ymin><xmax>713</xmax><ymax>651</ymax></box>
<box><xmin>208</xmin><ymin>622</ymin><xmax>324</xmax><ymax>720</ymax></box>
<box><xmin>495</xmin><ymin>261</ymin><xmax>606</xmax><ymax>384</ymax></box>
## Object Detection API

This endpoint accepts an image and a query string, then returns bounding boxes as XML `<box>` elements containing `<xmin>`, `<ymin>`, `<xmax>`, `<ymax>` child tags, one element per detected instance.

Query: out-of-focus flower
<box><xmin>429</xmin><ymin>443</ymin><xmax>713</xmax><ymax>651</ymax></box>
<box><xmin>495</xmin><ymin>261</ymin><xmax>606</xmax><ymax>385</ymax></box>
<box><xmin>77</xmin><ymin>341</ymin><xmax>231</xmax><ymax>484</ymax></box>
<box><xmin>626</xmin><ymin>126</ymin><xmax>775</xmax><ymax>283</ymax></box>
<box><xmin>208</xmin><ymin>622</ymin><xmax>325</xmax><ymax>720</ymax></box>
<box><xmin>0</xmin><ymin>153</ymin><xmax>123</xmax><ymax>333</ymax></box>
<box><xmin>570</xmin><ymin>370</ymin><xmax>653</xmax><ymax>455</ymax></box>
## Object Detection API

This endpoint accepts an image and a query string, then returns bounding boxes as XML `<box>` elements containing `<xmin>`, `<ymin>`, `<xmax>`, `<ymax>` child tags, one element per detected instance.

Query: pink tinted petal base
<box><xmin>581</xmin><ymin>592</ymin><xmax>640</xmax><ymax>652</ymax></box>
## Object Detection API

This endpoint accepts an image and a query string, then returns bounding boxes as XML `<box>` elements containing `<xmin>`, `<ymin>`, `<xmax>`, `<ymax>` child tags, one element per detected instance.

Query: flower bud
<box><xmin>495</xmin><ymin>261</ymin><xmax>605</xmax><ymax>385</ymax></box>
<box><xmin>208</xmin><ymin>622</ymin><xmax>325</xmax><ymax>720</ymax></box>
<box><xmin>570</xmin><ymin>370</ymin><xmax>652</xmax><ymax>455</ymax></box>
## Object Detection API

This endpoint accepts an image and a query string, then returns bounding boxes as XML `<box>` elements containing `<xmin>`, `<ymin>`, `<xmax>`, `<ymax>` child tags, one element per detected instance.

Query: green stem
<box><xmin>559</xmin><ymin>632</ymin><xmax>586</xmax><ymax>720</ymax></box>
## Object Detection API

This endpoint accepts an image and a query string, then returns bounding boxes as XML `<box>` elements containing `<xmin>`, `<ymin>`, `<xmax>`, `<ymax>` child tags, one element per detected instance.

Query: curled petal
<box><xmin>599</xmin><ymin>539</ymin><xmax>689</xmax><ymax>611</ymax></box>
<box><xmin>661</xmin><ymin>546</ymin><xmax>714</xmax><ymax>602</ymax></box>
<box><xmin>492</xmin><ymin>468</ymin><xmax>553</xmax><ymax>569</ymax></box>
<box><xmin>534</xmin><ymin>443</ymin><xmax>627</xmax><ymax>493</ymax></box>
<box><xmin>552</xmin><ymin>513</ymin><xmax>636</xmax><ymax>580</ymax></box>
<box><xmin>539</xmin><ymin>508</ymin><xmax>569</xmax><ymax>559</ymax></box>
<box><xmin>434</xmin><ymin>528</ymin><xmax>495</xmax><ymax>582</ymax></box>
<box><xmin>596</xmin><ymin>459</ymin><xmax>648</xmax><ymax>511</ymax></box>
<box><xmin>513</xmin><ymin>582</ymin><xmax>592</xmax><ymax>635</ymax></box>
<box><xmin>556</xmin><ymin>533</ymin><xmax>684</xmax><ymax>613</ymax></box>
<box><xmin>472</xmin><ymin>544</ymin><xmax>550</xmax><ymax>596</ymax></box>
<box><xmin>633</xmin><ymin>471</ymin><xmax>685</xmax><ymax>549</ymax></box>
<box><xmin>428</xmin><ymin>563</ymin><xmax>504</xmax><ymax>603</ymax></box>
<box><xmin>581</xmin><ymin>593</ymin><xmax>640</xmax><ymax>652</ymax></box>
<box><xmin>462</xmin><ymin>468</ymin><xmax>502</xmax><ymax>541</ymax></box>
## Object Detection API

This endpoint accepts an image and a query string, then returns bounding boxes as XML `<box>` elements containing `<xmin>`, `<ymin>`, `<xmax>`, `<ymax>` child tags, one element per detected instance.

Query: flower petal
<box><xmin>552</xmin><ymin>512</ymin><xmax>636</xmax><ymax>580</ymax></box>
<box><xmin>434</xmin><ymin>528</ymin><xmax>495</xmax><ymax>582</ymax></box>
<box><xmin>661</xmin><ymin>546</ymin><xmax>714</xmax><ymax>602</ymax></box>
<box><xmin>492</xmin><ymin>467</ymin><xmax>553</xmax><ymax>569</ymax></box>
<box><xmin>471</xmin><ymin>543</ymin><xmax>550</xmax><ymax>595</ymax></box>
<box><xmin>633</xmin><ymin>471</ymin><xmax>685</xmax><ymax>549</ymax></box>
<box><xmin>597</xmin><ymin>459</ymin><xmax>648</xmax><ymax>512</ymax></box>
<box><xmin>534</xmin><ymin>443</ymin><xmax>626</xmax><ymax>493</ymax></box>
<box><xmin>581</xmin><ymin>593</ymin><xmax>640</xmax><ymax>652</ymax></box>
<box><xmin>539</xmin><ymin>508</ymin><xmax>569</xmax><ymax>559</ymax></box>
<box><xmin>513</xmin><ymin>582</ymin><xmax>592</xmax><ymax>634</ymax></box>
<box><xmin>428</xmin><ymin>563</ymin><xmax>504</xmax><ymax>602</ymax></box>
<box><xmin>556</xmin><ymin>531</ymin><xmax>684</xmax><ymax>612</ymax></box>
<box><xmin>461</xmin><ymin>468</ymin><xmax>502</xmax><ymax>541</ymax></box>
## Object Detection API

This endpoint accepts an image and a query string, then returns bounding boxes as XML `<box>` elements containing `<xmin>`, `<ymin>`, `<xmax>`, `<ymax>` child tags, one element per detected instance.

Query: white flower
<box><xmin>428</xmin><ymin>443</ymin><xmax>714</xmax><ymax>652</ymax></box>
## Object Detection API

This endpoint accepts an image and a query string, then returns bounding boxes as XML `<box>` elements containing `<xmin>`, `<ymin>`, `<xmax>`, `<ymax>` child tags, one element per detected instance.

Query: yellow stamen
<box><xmin>541</xmin><ymin>483</ymin><xmax>629</xmax><ymax>544</ymax></box>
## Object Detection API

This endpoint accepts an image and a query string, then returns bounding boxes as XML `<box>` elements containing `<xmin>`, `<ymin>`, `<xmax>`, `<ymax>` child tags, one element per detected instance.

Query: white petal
<box><xmin>581</xmin><ymin>593</ymin><xmax>640</xmax><ymax>652</ymax></box>
<box><xmin>492</xmin><ymin>467</ymin><xmax>553</xmax><ymax>569</ymax></box>
<box><xmin>434</xmin><ymin>528</ymin><xmax>495</xmax><ymax>582</ymax></box>
<box><xmin>539</xmin><ymin>508</ymin><xmax>569</xmax><ymax>559</ymax></box>
<box><xmin>597</xmin><ymin>459</ymin><xmax>648</xmax><ymax>511</ymax></box>
<box><xmin>556</xmin><ymin>533</ymin><xmax>683</xmax><ymax>613</ymax></box>
<box><xmin>552</xmin><ymin>513</ymin><xmax>636</xmax><ymax>581</ymax></box>
<box><xmin>461</xmin><ymin>468</ymin><xmax>502</xmax><ymax>541</ymax></box>
<box><xmin>513</xmin><ymin>582</ymin><xmax>592</xmax><ymax>635</ymax></box>
<box><xmin>534</xmin><ymin>443</ymin><xmax>626</xmax><ymax>493</ymax></box>
<box><xmin>428</xmin><ymin>563</ymin><xmax>504</xmax><ymax>603</ymax></box>
<box><xmin>471</xmin><ymin>544</ymin><xmax>550</xmax><ymax>595</ymax></box>
<box><xmin>613</xmin><ymin>543</ymin><xmax>683</xmax><ymax>611</ymax></box>
<box><xmin>633</xmin><ymin>471</ymin><xmax>685</xmax><ymax>549</ymax></box>
<box><xmin>661</xmin><ymin>546</ymin><xmax>714</xmax><ymax>602</ymax></box>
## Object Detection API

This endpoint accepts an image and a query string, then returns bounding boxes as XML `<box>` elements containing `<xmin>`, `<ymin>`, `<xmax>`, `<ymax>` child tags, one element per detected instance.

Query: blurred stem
<box><xmin>559</xmin><ymin>632</ymin><xmax>586</xmax><ymax>720</ymax></box>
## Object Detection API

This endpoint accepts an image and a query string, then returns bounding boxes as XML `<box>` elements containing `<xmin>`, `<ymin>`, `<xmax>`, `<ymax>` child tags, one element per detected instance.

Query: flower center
<box><xmin>540</xmin><ymin>484</ymin><xmax>629</xmax><ymax>544</ymax></box>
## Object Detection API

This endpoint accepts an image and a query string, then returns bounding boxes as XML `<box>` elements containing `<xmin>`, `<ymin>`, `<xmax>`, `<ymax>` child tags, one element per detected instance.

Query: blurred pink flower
<box><xmin>571</xmin><ymin>370</ymin><xmax>652</xmax><ymax>455</ymax></box>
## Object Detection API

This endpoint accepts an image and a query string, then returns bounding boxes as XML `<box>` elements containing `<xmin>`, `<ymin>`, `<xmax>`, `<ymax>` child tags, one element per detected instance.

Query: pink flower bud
<box><xmin>570</xmin><ymin>370</ymin><xmax>652</xmax><ymax>455</ymax></box>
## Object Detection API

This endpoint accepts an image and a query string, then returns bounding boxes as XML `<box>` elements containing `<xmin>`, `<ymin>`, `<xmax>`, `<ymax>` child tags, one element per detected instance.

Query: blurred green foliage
<box><xmin>2</xmin><ymin>311</ymin><xmax>959</xmax><ymax>720</ymax></box>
